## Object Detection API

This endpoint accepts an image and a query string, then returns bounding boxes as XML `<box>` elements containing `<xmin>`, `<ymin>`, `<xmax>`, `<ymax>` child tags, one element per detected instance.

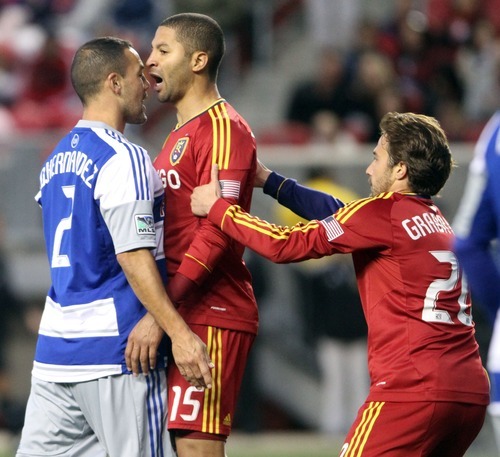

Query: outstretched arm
<box><xmin>257</xmin><ymin>162</ymin><xmax>345</xmax><ymax>220</ymax></box>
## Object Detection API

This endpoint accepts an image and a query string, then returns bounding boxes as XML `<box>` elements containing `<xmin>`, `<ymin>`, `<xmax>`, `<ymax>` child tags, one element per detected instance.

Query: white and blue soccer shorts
<box><xmin>16</xmin><ymin>370</ymin><xmax>173</xmax><ymax>457</ymax></box>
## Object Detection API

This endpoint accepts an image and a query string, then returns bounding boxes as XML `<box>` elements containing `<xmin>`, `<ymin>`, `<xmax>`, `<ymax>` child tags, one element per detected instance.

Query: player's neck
<box><xmin>81</xmin><ymin>105</ymin><xmax>125</xmax><ymax>133</ymax></box>
<box><xmin>389</xmin><ymin>181</ymin><xmax>412</xmax><ymax>194</ymax></box>
<box><xmin>175</xmin><ymin>84</ymin><xmax>221</xmax><ymax>126</ymax></box>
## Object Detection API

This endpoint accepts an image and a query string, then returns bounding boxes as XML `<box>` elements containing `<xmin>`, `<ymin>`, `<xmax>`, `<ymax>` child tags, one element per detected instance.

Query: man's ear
<box><xmin>395</xmin><ymin>161</ymin><xmax>408</xmax><ymax>180</ymax></box>
<box><xmin>107</xmin><ymin>73</ymin><xmax>122</xmax><ymax>95</ymax></box>
<box><xmin>191</xmin><ymin>51</ymin><xmax>208</xmax><ymax>73</ymax></box>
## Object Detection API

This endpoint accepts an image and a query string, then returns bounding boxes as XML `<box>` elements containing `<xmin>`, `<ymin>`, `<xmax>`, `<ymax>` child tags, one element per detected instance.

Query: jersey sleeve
<box><xmin>264</xmin><ymin>171</ymin><xmax>345</xmax><ymax>220</ymax></box>
<box><xmin>453</xmin><ymin>113</ymin><xmax>500</xmax><ymax>321</ymax></box>
<box><xmin>207</xmin><ymin>195</ymin><xmax>391</xmax><ymax>264</ymax></box>
<box><xmin>95</xmin><ymin>152</ymin><xmax>156</xmax><ymax>254</ymax></box>
<box><xmin>453</xmin><ymin>169</ymin><xmax>500</xmax><ymax>321</ymax></box>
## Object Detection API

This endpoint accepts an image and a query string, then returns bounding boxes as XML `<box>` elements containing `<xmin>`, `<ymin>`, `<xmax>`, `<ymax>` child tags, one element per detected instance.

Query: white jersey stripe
<box><xmin>39</xmin><ymin>296</ymin><xmax>119</xmax><ymax>338</ymax></box>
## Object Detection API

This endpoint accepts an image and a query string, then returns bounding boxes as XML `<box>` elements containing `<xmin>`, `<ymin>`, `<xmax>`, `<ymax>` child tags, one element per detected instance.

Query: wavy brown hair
<box><xmin>380</xmin><ymin>112</ymin><xmax>455</xmax><ymax>196</ymax></box>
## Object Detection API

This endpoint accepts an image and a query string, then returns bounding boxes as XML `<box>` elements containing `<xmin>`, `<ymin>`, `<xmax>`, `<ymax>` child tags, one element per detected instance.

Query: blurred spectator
<box><xmin>310</xmin><ymin>111</ymin><xmax>357</xmax><ymax>146</ymax></box>
<box><xmin>455</xmin><ymin>18</ymin><xmax>500</xmax><ymax>122</ymax></box>
<box><xmin>378</xmin><ymin>6</ymin><xmax>435</xmax><ymax>114</ymax></box>
<box><xmin>427</xmin><ymin>0</ymin><xmax>483</xmax><ymax>44</ymax></box>
<box><xmin>58</xmin><ymin>0</ymin><xmax>171</xmax><ymax>56</ymax></box>
<box><xmin>285</xmin><ymin>47</ymin><xmax>350</xmax><ymax>129</ymax></box>
<box><xmin>11</xmin><ymin>32</ymin><xmax>79</xmax><ymax>131</ymax></box>
<box><xmin>171</xmin><ymin>0</ymin><xmax>252</xmax><ymax>80</ymax></box>
<box><xmin>0</xmin><ymin>45</ymin><xmax>19</xmax><ymax>139</ymax></box>
<box><xmin>343</xmin><ymin>18</ymin><xmax>384</xmax><ymax>76</ymax></box>
<box><xmin>0</xmin><ymin>45</ymin><xmax>21</xmax><ymax>107</ymax></box>
<box><xmin>343</xmin><ymin>50</ymin><xmax>397</xmax><ymax>142</ymax></box>
<box><xmin>21</xmin><ymin>33</ymin><xmax>67</xmax><ymax>102</ymax></box>
<box><xmin>304</xmin><ymin>0</ymin><xmax>362</xmax><ymax>51</ymax></box>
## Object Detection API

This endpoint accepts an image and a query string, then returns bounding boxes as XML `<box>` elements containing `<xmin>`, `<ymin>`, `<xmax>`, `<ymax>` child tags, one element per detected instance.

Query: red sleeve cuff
<box><xmin>166</xmin><ymin>272</ymin><xmax>197</xmax><ymax>304</ymax></box>
<box><xmin>177</xmin><ymin>254</ymin><xmax>212</xmax><ymax>285</ymax></box>
<box><xmin>208</xmin><ymin>198</ymin><xmax>232</xmax><ymax>229</ymax></box>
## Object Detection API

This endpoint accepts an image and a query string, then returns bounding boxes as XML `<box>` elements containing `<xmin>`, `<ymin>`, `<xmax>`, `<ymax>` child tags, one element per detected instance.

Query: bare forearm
<box><xmin>118</xmin><ymin>248</ymin><xmax>213</xmax><ymax>388</ymax></box>
<box><xmin>117</xmin><ymin>249</ymin><xmax>188</xmax><ymax>338</ymax></box>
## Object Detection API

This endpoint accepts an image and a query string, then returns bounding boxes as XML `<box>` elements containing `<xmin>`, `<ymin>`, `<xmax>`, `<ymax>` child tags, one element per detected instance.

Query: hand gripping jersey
<box><xmin>34</xmin><ymin>120</ymin><xmax>167</xmax><ymax>382</ymax></box>
<box><xmin>208</xmin><ymin>187</ymin><xmax>490</xmax><ymax>405</ymax></box>
<box><xmin>154</xmin><ymin>99</ymin><xmax>258</xmax><ymax>334</ymax></box>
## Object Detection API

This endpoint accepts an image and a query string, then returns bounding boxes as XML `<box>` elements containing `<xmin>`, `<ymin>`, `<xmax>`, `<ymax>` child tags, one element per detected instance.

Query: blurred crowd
<box><xmin>0</xmin><ymin>0</ymin><xmax>179</xmax><ymax>140</ymax></box>
<box><xmin>0</xmin><ymin>0</ymin><xmax>254</xmax><ymax>142</ymax></box>
<box><xmin>263</xmin><ymin>0</ymin><xmax>500</xmax><ymax>145</ymax></box>
<box><xmin>1</xmin><ymin>0</ymin><xmax>500</xmax><ymax>145</ymax></box>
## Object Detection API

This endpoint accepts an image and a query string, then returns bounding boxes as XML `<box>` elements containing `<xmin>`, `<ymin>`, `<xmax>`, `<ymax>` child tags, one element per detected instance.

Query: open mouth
<box><xmin>149</xmin><ymin>73</ymin><xmax>164</xmax><ymax>91</ymax></box>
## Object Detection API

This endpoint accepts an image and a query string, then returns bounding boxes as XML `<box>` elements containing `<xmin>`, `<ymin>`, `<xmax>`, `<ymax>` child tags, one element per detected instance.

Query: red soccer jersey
<box><xmin>209</xmin><ymin>192</ymin><xmax>490</xmax><ymax>404</ymax></box>
<box><xmin>154</xmin><ymin>100</ymin><xmax>258</xmax><ymax>334</ymax></box>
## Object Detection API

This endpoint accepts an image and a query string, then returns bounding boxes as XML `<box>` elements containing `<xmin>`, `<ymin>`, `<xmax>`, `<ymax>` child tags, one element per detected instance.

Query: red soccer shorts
<box><xmin>339</xmin><ymin>400</ymin><xmax>486</xmax><ymax>456</ymax></box>
<box><xmin>167</xmin><ymin>324</ymin><xmax>255</xmax><ymax>439</ymax></box>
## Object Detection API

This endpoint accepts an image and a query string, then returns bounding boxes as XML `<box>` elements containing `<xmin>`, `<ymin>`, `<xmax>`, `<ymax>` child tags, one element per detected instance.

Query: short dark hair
<box><xmin>380</xmin><ymin>112</ymin><xmax>454</xmax><ymax>196</ymax></box>
<box><xmin>71</xmin><ymin>37</ymin><xmax>132</xmax><ymax>105</ymax></box>
<box><xmin>160</xmin><ymin>13</ymin><xmax>225</xmax><ymax>81</ymax></box>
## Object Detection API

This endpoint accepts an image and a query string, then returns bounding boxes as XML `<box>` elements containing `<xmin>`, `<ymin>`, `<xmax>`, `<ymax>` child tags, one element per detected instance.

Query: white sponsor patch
<box><xmin>135</xmin><ymin>214</ymin><xmax>155</xmax><ymax>235</ymax></box>
<box><xmin>220</xmin><ymin>180</ymin><xmax>241</xmax><ymax>199</ymax></box>
<box><xmin>320</xmin><ymin>216</ymin><xmax>344</xmax><ymax>241</ymax></box>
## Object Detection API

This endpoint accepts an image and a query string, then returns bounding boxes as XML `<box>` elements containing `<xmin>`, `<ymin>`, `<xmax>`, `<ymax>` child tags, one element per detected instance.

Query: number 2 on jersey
<box><xmin>422</xmin><ymin>250</ymin><xmax>472</xmax><ymax>326</ymax></box>
<box><xmin>51</xmin><ymin>185</ymin><xmax>75</xmax><ymax>268</ymax></box>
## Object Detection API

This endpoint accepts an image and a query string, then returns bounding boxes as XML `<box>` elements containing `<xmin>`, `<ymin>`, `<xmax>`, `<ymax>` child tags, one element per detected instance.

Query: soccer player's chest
<box><xmin>156</xmin><ymin>135</ymin><xmax>203</xmax><ymax>196</ymax></box>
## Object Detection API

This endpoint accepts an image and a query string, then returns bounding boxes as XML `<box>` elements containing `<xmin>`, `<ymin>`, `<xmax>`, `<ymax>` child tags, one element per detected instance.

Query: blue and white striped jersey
<box><xmin>33</xmin><ymin>120</ymin><xmax>167</xmax><ymax>382</ymax></box>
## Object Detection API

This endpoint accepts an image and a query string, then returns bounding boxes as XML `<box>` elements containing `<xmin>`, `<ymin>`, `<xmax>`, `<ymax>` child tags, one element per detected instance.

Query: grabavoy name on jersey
<box><xmin>39</xmin><ymin>150</ymin><xmax>98</xmax><ymax>190</ymax></box>
<box><xmin>402</xmin><ymin>210</ymin><xmax>453</xmax><ymax>240</ymax></box>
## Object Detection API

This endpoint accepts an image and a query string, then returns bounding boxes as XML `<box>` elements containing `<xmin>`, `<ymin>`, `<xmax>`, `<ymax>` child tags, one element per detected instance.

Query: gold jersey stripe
<box><xmin>215</xmin><ymin>327</ymin><xmax>223</xmax><ymax>434</ymax></box>
<box><xmin>184</xmin><ymin>253</ymin><xmax>212</xmax><ymax>273</ymax></box>
<box><xmin>202</xmin><ymin>326</ymin><xmax>223</xmax><ymax>434</ymax></box>
<box><xmin>337</xmin><ymin>193</ymin><xmax>394</xmax><ymax>224</ymax></box>
<box><xmin>232</xmin><ymin>208</ymin><xmax>319</xmax><ymax>235</ymax></box>
<box><xmin>209</xmin><ymin>104</ymin><xmax>231</xmax><ymax>170</ymax></box>
<box><xmin>345</xmin><ymin>401</ymin><xmax>384</xmax><ymax>457</ymax></box>
<box><xmin>224</xmin><ymin>206</ymin><xmax>320</xmax><ymax>239</ymax></box>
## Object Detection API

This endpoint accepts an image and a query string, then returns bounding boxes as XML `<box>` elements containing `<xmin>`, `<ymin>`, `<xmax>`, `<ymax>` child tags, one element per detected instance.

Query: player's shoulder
<box><xmin>335</xmin><ymin>192</ymin><xmax>398</xmax><ymax>223</ymax></box>
<box><xmin>92</xmin><ymin>126</ymin><xmax>147</xmax><ymax>159</ymax></box>
<box><xmin>207</xmin><ymin>100</ymin><xmax>253</xmax><ymax>133</ymax></box>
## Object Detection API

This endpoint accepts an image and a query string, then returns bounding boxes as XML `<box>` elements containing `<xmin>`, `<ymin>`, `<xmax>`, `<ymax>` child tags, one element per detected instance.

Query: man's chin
<box><xmin>129</xmin><ymin>113</ymin><xmax>148</xmax><ymax>126</ymax></box>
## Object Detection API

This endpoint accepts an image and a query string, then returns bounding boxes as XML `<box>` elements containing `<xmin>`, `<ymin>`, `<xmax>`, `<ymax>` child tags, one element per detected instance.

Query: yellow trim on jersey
<box><xmin>184</xmin><ymin>253</ymin><xmax>212</xmax><ymax>273</ymax></box>
<box><xmin>345</xmin><ymin>401</ymin><xmax>385</xmax><ymax>457</ymax></box>
<box><xmin>275</xmin><ymin>178</ymin><xmax>289</xmax><ymax>200</ymax></box>
<box><xmin>209</xmin><ymin>103</ymin><xmax>232</xmax><ymax>170</ymax></box>
<box><xmin>337</xmin><ymin>193</ymin><xmax>394</xmax><ymax>224</ymax></box>
<box><xmin>222</xmin><ymin>205</ymin><xmax>320</xmax><ymax>239</ymax></box>
<box><xmin>202</xmin><ymin>326</ymin><xmax>223</xmax><ymax>434</ymax></box>
<box><xmin>216</xmin><ymin>328</ymin><xmax>223</xmax><ymax>433</ymax></box>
